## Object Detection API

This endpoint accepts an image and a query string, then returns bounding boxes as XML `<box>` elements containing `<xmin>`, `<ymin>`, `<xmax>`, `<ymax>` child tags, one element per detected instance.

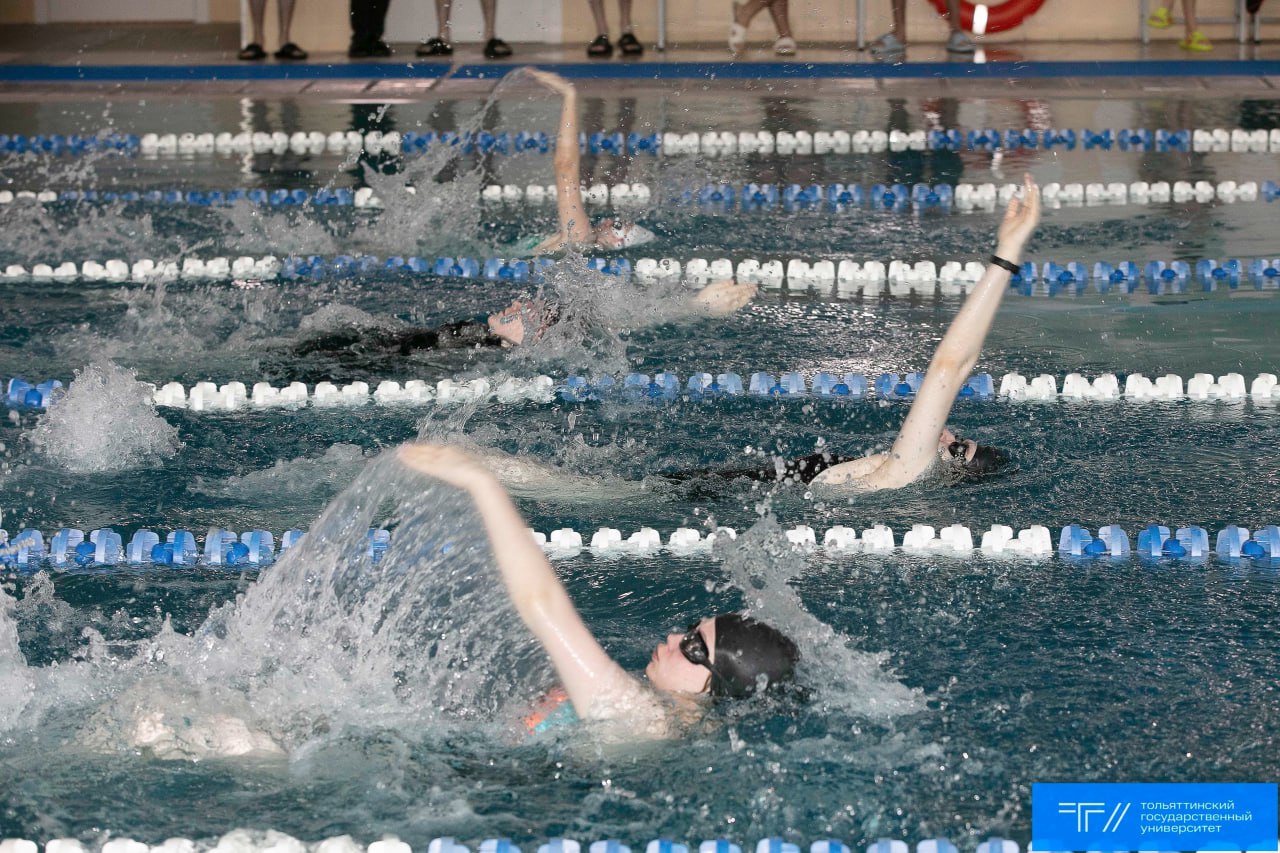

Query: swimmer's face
<box><xmin>938</xmin><ymin>427</ymin><xmax>977</xmax><ymax>463</ymax></box>
<box><xmin>487</xmin><ymin>299</ymin><xmax>531</xmax><ymax>346</ymax></box>
<box><xmin>593</xmin><ymin>218</ymin><xmax>630</xmax><ymax>249</ymax></box>
<box><xmin>646</xmin><ymin>617</ymin><xmax>717</xmax><ymax>695</ymax></box>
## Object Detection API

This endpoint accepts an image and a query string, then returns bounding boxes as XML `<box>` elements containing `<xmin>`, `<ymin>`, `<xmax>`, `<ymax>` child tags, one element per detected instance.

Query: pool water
<box><xmin>2</xmin><ymin>83</ymin><xmax>1280</xmax><ymax>848</ymax></box>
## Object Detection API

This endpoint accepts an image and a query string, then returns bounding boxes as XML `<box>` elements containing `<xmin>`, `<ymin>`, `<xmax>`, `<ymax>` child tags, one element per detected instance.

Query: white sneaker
<box><xmin>774</xmin><ymin>36</ymin><xmax>797</xmax><ymax>55</ymax></box>
<box><xmin>869</xmin><ymin>32</ymin><xmax>905</xmax><ymax>58</ymax></box>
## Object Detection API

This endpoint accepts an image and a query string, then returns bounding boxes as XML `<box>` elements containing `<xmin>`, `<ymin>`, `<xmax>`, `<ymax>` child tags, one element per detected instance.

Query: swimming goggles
<box><xmin>679</xmin><ymin>622</ymin><xmax>714</xmax><ymax>669</ymax></box>
<box><xmin>948</xmin><ymin>440</ymin><xmax>973</xmax><ymax>461</ymax></box>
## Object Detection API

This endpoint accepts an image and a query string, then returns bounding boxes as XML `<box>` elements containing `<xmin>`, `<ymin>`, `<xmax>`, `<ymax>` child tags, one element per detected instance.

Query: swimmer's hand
<box><xmin>525</xmin><ymin>68</ymin><xmax>576</xmax><ymax>96</ymax></box>
<box><xmin>995</xmin><ymin>173</ymin><xmax>1041</xmax><ymax>262</ymax></box>
<box><xmin>692</xmin><ymin>280</ymin><xmax>758</xmax><ymax>316</ymax></box>
<box><xmin>399</xmin><ymin>443</ymin><xmax>498</xmax><ymax>493</ymax></box>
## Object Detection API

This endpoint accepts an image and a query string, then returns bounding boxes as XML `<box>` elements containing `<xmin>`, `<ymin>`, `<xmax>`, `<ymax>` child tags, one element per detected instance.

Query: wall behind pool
<box><xmin>2</xmin><ymin>0</ymin><xmax>1246</xmax><ymax>50</ymax></box>
<box><xmin>240</xmin><ymin>0</ymin><xmax>1240</xmax><ymax>52</ymax></box>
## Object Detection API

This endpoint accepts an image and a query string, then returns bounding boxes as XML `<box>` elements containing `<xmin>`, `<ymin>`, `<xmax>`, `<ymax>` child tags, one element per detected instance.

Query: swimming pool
<box><xmin>2</xmin><ymin>77</ymin><xmax>1280</xmax><ymax>850</ymax></box>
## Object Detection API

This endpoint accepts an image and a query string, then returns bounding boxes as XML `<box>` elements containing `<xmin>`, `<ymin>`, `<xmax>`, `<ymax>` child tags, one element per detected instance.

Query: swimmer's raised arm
<box><xmin>398</xmin><ymin>444</ymin><xmax>651</xmax><ymax>720</ymax></box>
<box><xmin>526</xmin><ymin>68</ymin><xmax>592</xmax><ymax>248</ymax></box>
<box><xmin>856</xmin><ymin>173</ymin><xmax>1041</xmax><ymax>490</ymax></box>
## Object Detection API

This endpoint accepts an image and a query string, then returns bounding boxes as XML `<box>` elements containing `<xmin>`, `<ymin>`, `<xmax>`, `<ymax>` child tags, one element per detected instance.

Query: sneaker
<box><xmin>774</xmin><ymin>36</ymin><xmax>797</xmax><ymax>56</ymax></box>
<box><xmin>946</xmin><ymin>30</ymin><xmax>975</xmax><ymax>54</ymax></box>
<box><xmin>1180</xmin><ymin>29</ymin><xmax>1213</xmax><ymax>51</ymax></box>
<box><xmin>1147</xmin><ymin>5</ymin><xmax>1173</xmax><ymax>28</ymax></box>
<box><xmin>483</xmin><ymin>37</ymin><xmax>513</xmax><ymax>59</ymax></box>
<box><xmin>869</xmin><ymin>32</ymin><xmax>905</xmax><ymax>58</ymax></box>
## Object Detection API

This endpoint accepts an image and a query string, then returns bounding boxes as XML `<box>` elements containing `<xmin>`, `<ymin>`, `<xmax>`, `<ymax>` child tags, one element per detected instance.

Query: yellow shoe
<box><xmin>1147</xmin><ymin>6</ymin><xmax>1172</xmax><ymax>28</ymax></box>
<box><xmin>1180</xmin><ymin>29</ymin><xmax>1213</xmax><ymax>51</ymax></box>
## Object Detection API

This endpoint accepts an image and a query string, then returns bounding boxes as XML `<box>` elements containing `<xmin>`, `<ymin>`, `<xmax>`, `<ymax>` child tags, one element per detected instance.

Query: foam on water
<box><xmin>193</xmin><ymin>443</ymin><xmax>372</xmax><ymax>501</ymax></box>
<box><xmin>29</xmin><ymin>361</ymin><xmax>181</xmax><ymax>473</ymax></box>
<box><xmin>0</xmin><ymin>584</ymin><xmax>35</xmax><ymax>731</ymax></box>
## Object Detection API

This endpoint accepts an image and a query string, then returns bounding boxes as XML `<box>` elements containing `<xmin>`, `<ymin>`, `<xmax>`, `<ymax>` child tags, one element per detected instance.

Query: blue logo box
<box><xmin>1032</xmin><ymin>783</ymin><xmax>1278</xmax><ymax>852</ymax></box>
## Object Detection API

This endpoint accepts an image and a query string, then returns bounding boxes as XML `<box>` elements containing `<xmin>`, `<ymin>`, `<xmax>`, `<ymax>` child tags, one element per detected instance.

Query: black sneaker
<box><xmin>617</xmin><ymin>32</ymin><xmax>643</xmax><ymax>56</ymax></box>
<box><xmin>586</xmin><ymin>34</ymin><xmax>613</xmax><ymax>58</ymax></box>
<box><xmin>416</xmin><ymin>37</ymin><xmax>452</xmax><ymax>57</ymax></box>
<box><xmin>483</xmin><ymin>37</ymin><xmax>513</xmax><ymax>59</ymax></box>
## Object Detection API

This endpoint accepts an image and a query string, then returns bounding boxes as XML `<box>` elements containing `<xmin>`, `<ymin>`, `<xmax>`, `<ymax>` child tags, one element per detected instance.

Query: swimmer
<box><xmin>519</xmin><ymin>68</ymin><xmax>654</xmax><ymax>255</ymax></box>
<box><xmin>279</xmin><ymin>284</ymin><xmax>756</xmax><ymax>379</ymax></box>
<box><xmin>809</xmin><ymin>173</ymin><xmax>1040</xmax><ymax>491</ymax></box>
<box><xmin>677</xmin><ymin>173</ymin><xmax>1040</xmax><ymax>493</ymax></box>
<box><xmin>398</xmin><ymin>442</ymin><xmax>800</xmax><ymax>738</ymax></box>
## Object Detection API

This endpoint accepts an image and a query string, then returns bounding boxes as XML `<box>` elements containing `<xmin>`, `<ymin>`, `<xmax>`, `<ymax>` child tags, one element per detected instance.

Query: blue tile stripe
<box><xmin>1</xmin><ymin>58</ymin><xmax>1279</xmax><ymax>83</ymax></box>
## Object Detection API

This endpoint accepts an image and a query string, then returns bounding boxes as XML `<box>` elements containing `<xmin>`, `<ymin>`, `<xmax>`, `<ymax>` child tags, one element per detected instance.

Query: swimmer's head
<box><xmin>487</xmin><ymin>297</ymin><xmax>559</xmax><ymax>346</ymax></box>
<box><xmin>941</xmin><ymin>434</ymin><xmax>1010</xmax><ymax>484</ymax></box>
<box><xmin>592</xmin><ymin>218</ymin><xmax>656</xmax><ymax>250</ymax></box>
<box><xmin>645</xmin><ymin>613</ymin><xmax>799</xmax><ymax>699</ymax></box>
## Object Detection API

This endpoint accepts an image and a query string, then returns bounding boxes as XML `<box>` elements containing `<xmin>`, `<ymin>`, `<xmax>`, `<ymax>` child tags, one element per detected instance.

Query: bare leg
<box><xmin>277</xmin><ymin>0</ymin><xmax>297</xmax><ymax>43</ymax></box>
<box><xmin>893</xmin><ymin>0</ymin><xmax>907</xmax><ymax>40</ymax></box>
<box><xmin>434</xmin><ymin>0</ymin><xmax>452</xmax><ymax>41</ymax></box>
<box><xmin>587</xmin><ymin>0</ymin><xmax>609</xmax><ymax>35</ymax></box>
<box><xmin>1182</xmin><ymin>0</ymin><xmax>1197</xmax><ymax>34</ymax></box>
<box><xmin>248</xmin><ymin>0</ymin><xmax>267</xmax><ymax>44</ymax></box>
<box><xmin>617</xmin><ymin>0</ymin><xmax>633</xmax><ymax>33</ymax></box>
<box><xmin>736</xmin><ymin>0</ymin><xmax>769</xmax><ymax>28</ymax></box>
<box><xmin>764</xmin><ymin>0</ymin><xmax>792</xmax><ymax>38</ymax></box>
<box><xmin>944</xmin><ymin>0</ymin><xmax>962</xmax><ymax>32</ymax></box>
<box><xmin>480</xmin><ymin>0</ymin><xmax>497</xmax><ymax>40</ymax></box>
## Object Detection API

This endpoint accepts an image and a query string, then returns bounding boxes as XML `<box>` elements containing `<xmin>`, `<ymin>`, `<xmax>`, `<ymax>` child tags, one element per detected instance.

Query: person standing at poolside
<box><xmin>870</xmin><ymin>0</ymin><xmax>974</xmax><ymax>58</ymax></box>
<box><xmin>728</xmin><ymin>0</ymin><xmax>797</xmax><ymax>57</ymax></box>
<box><xmin>583</xmin><ymin>0</ymin><xmax>644</xmax><ymax>57</ymax></box>
<box><xmin>417</xmin><ymin>0</ymin><xmax>514</xmax><ymax>59</ymax></box>
<box><xmin>238</xmin><ymin>0</ymin><xmax>307</xmax><ymax>61</ymax></box>
<box><xmin>1147</xmin><ymin>0</ymin><xmax>1214</xmax><ymax>51</ymax></box>
<box><xmin>349</xmin><ymin>0</ymin><xmax>394</xmax><ymax>57</ymax></box>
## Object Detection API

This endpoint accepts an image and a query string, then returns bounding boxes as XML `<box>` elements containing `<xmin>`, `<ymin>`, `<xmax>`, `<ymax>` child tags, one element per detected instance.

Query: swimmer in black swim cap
<box><xmin>655</xmin><ymin>613</ymin><xmax>799</xmax><ymax>698</ymax></box>
<box><xmin>399</xmin><ymin>443</ymin><xmax>800</xmax><ymax>739</ymax></box>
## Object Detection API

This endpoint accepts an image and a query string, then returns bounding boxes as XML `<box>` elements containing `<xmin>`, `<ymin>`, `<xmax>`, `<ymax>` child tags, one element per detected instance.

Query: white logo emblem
<box><xmin>1059</xmin><ymin>801</ymin><xmax>1130</xmax><ymax>833</ymax></box>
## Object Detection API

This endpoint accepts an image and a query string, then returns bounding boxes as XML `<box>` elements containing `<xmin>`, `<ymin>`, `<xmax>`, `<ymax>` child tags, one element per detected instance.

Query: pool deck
<box><xmin>1</xmin><ymin>23</ymin><xmax>1279</xmax><ymax>98</ymax></box>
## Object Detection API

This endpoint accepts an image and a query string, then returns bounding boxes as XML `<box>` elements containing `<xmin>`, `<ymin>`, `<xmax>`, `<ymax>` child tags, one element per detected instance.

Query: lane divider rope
<box><xmin>6</xmin><ymin>371</ymin><xmax>1279</xmax><ymax>413</ymax></box>
<box><xmin>4</xmin><ymin>254</ymin><xmax>1280</xmax><ymax>293</ymax></box>
<box><xmin>4</xmin><ymin>178</ymin><xmax>1276</xmax><ymax>211</ymax></box>
<box><xmin>4</xmin><ymin>127</ymin><xmax>1280</xmax><ymax>157</ymax></box>
<box><xmin>3</xmin><ymin>519</ymin><xmax>1278</xmax><ymax>569</ymax></box>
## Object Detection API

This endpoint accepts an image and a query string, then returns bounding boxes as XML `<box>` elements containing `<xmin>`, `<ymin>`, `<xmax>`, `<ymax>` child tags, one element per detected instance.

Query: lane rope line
<box><xmin>6</xmin><ymin>371</ymin><xmax>1279</xmax><ymax>412</ymax></box>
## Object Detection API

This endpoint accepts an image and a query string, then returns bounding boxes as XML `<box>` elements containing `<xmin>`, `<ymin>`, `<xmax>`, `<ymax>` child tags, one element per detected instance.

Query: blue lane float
<box><xmin>6</xmin><ymin>126</ymin><xmax>1278</xmax><ymax>159</ymax></box>
<box><xmin>6</xmin><ymin>521</ymin><xmax>1280</xmax><ymax>570</ymax></box>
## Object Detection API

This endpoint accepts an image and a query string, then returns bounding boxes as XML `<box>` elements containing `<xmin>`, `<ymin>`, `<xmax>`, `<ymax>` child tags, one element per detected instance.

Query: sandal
<box><xmin>483</xmin><ymin>37</ymin><xmax>513</xmax><ymax>59</ymax></box>
<box><xmin>1146</xmin><ymin>5</ymin><xmax>1172</xmax><ymax>28</ymax></box>
<box><xmin>774</xmin><ymin>36</ymin><xmax>797</xmax><ymax>56</ymax></box>
<box><xmin>1180</xmin><ymin>28</ymin><xmax>1213</xmax><ymax>51</ymax></box>
<box><xmin>415</xmin><ymin>37</ymin><xmax>453</xmax><ymax>57</ymax></box>
<box><xmin>587</xmin><ymin>34</ymin><xmax>613</xmax><ymax>58</ymax></box>
<box><xmin>238</xmin><ymin>43</ymin><xmax>267</xmax><ymax>61</ymax></box>
<box><xmin>618</xmin><ymin>32</ymin><xmax>644</xmax><ymax>55</ymax></box>
<box><xmin>273</xmin><ymin>42</ymin><xmax>308</xmax><ymax>61</ymax></box>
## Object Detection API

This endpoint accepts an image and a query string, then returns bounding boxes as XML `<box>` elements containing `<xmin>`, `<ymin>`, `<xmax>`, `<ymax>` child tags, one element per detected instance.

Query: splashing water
<box><xmin>714</xmin><ymin>515</ymin><xmax>923</xmax><ymax>720</ymax></box>
<box><xmin>0</xmin><ymin>585</ymin><xmax>35</xmax><ymax>731</ymax></box>
<box><xmin>29</xmin><ymin>362</ymin><xmax>181</xmax><ymax>473</ymax></box>
<box><xmin>174</xmin><ymin>452</ymin><xmax>554</xmax><ymax>749</ymax></box>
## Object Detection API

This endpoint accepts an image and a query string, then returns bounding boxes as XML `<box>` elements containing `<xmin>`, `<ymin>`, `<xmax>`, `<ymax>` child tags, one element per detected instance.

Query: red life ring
<box><xmin>928</xmin><ymin>0</ymin><xmax>1047</xmax><ymax>33</ymax></box>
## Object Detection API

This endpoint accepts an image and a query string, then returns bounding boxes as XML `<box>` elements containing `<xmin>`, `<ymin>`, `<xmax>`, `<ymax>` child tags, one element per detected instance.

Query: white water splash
<box><xmin>0</xmin><ymin>585</ymin><xmax>34</xmax><ymax>731</ymax></box>
<box><xmin>29</xmin><ymin>362</ymin><xmax>180</xmax><ymax>473</ymax></box>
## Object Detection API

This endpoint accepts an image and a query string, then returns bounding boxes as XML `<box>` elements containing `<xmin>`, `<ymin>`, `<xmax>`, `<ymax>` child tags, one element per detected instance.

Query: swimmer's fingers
<box><xmin>997</xmin><ymin>173</ymin><xmax>1041</xmax><ymax>249</ymax></box>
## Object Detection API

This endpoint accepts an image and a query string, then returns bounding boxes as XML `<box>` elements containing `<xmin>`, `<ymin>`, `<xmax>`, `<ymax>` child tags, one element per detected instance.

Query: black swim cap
<box><xmin>708</xmin><ymin>614</ymin><xmax>800</xmax><ymax>698</ymax></box>
<box><xmin>946</xmin><ymin>441</ymin><xmax>1009</xmax><ymax>484</ymax></box>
